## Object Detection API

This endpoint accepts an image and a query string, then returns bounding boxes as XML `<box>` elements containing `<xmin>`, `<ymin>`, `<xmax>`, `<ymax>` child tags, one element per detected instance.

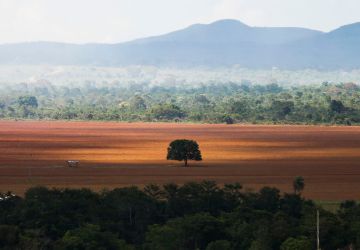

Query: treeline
<box><xmin>0</xmin><ymin>181</ymin><xmax>360</xmax><ymax>249</ymax></box>
<box><xmin>0</xmin><ymin>81</ymin><xmax>360</xmax><ymax>124</ymax></box>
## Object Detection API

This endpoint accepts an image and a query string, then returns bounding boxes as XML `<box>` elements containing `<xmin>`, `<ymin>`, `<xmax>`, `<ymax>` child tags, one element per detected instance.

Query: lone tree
<box><xmin>167</xmin><ymin>139</ymin><xmax>202</xmax><ymax>167</ymax></box>
<box><xmin>293</xmin><ymin>176</ymin><xmax>305</xmax><ymax>195</ymax></box>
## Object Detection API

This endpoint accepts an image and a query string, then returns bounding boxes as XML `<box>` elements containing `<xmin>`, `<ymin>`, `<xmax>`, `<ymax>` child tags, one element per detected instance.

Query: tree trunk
<box><xmin>184</xmin><ymin>158</ymin><xmax>188</xmax><ymax>167</ymax></box>
<box><xmin>129</xmin><ymin>207</ymin><xmax>133</xmax><ymax>225</ymax></box>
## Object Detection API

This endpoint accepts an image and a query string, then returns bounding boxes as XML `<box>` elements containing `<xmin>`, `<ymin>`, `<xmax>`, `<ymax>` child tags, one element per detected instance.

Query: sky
<box><xmin>0</xmin><ymin>0</ymin><xmax>359</xmax><ymax>44</ymax></box>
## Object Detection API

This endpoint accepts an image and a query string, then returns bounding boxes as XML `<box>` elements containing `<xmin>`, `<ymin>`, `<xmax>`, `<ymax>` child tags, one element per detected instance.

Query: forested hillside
<box><xmin>0</xmin><ymin>20</ymin><xmax>360</xmax><ymax>69</ymax></box>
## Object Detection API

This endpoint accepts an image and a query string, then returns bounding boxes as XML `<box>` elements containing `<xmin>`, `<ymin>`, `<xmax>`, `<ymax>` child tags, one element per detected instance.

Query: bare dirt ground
<box><xmin>0</xmin><ymin>120</ymin><xmax>359</xmax><ymax>200</ymax></box>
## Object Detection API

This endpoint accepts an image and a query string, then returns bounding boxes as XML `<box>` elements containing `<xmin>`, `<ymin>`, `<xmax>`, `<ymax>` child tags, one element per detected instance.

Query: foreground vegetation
<box><xmin>1</xmin><ymin>81</ymin><xmax>360</xmax><ymax>125</ymax></box>
<box><xmin>1</xmin><ymin>181</ymin><xmax>360</xmax><ymax>249</ymax></box>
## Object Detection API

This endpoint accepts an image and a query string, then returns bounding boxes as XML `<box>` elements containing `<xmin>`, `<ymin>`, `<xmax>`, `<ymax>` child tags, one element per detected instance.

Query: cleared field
<box><xmin>0</xmin><ymin>120</ymin><xmax>359</xmax><ymax>200</ymax></box>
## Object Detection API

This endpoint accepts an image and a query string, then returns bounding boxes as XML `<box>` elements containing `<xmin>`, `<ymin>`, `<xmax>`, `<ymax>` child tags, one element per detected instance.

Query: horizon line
<box><xmin>0</xmin><ymin>19</ymin><xmax>359</xmax><ymax>46</ymax></box>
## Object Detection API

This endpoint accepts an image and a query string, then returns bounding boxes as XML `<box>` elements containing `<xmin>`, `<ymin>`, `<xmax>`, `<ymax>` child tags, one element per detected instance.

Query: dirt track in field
<box><xmin>0</xmin><ymin>120</ymin><xmax>359</xmax><ymax>200</ymax></box>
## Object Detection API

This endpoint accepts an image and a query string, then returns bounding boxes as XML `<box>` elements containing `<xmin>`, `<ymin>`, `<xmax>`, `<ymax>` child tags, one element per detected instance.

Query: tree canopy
<box><xmin>0</xmin><ymin>181</ymin><xmax>359</xmax><ymax>249</ymax></box>
<box><xmin>167</xmin><ymin>139</ymin><xmax>202</xmax><ymax>166</ymax></box>
<box><xmin>1</xmin><ymin>82</ymin><xmax>359</xmax><ymax>125</ymax></box>
<box><xmin>293</xmin><ymin>176</ymin><xmax>305</xmax><ymax>195</ymax></box>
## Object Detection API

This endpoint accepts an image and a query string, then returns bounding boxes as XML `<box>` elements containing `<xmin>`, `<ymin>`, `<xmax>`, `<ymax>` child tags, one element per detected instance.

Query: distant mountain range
<box><xmin>1</xmin><ymin>19</ymin><xmax>360</xmax><ymax>69</ymax></box>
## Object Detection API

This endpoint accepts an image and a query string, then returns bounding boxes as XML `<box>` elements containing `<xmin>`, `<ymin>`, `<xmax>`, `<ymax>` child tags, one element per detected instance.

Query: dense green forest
<box><xmin>0</xmin><ymin>181</ymin><xmax>359</xmax><ymax>249</ymax></box>
<box><xmin>0</xmin><ymin>81</ymin><xmax>360</xmax><ymax>125</ymax></box>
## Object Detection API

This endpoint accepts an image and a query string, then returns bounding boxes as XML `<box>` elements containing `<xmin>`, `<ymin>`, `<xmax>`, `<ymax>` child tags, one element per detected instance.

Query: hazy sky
<box><xmin>0</xmin><ymin>0</ymin><xmax>359</xmax><ymax>44</ymax></box>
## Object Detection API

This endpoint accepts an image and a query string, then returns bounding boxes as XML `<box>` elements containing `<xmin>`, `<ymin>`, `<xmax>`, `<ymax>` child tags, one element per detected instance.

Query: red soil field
<box><xmin>0</xmin><ymin>120</ymin><xmax>360</xmax><ymax>200</ymax></box>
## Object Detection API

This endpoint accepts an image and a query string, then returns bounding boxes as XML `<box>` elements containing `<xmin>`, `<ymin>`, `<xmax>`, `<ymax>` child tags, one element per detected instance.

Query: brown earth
<box><xmin>0</xmin><ymin>120</ymin><xmax>359</xmax><ymax>200</ymax></box>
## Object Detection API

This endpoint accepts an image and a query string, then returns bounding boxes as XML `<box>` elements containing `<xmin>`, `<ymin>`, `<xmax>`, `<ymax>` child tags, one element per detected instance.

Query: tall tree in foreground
<box><xmin>293</xmin><ymin>176</ymin><xmax>305</xmax><ymax>195</ymax></box>
<box><xmin>167</xmin><ymin>139</ymin><xmax>202</xmax><ymax>166</ymax></box>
